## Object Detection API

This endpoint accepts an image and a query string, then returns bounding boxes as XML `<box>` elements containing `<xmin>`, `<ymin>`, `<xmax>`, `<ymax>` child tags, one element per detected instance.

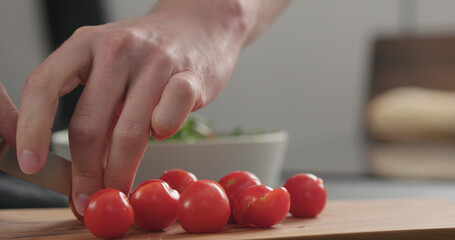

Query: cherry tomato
<box><xmin>245</xmin><ymin>187</ymin><xmax>290</xmax><ymax>228</ymax></box>
<box><xmin>129</xmin><ymin>181</ymin><xmax>179</xmax><ymax>231</ymax></box>
<box><xmin>177</xmin><ymin>180</ymin><xmax>230</xmax><ymax>233</ymax></box>
<box><xmin>233</xmin><ymin>185</ymin><xmax>290</xmax><ymax>228</ymax></box>
<box><xmin>283</xmin><ymin>173</ymin><xmax>327</xmax><ymax>217</ymax></box>
<box><xmin>84</xmin><ymin>188</ymin><xmax>134</xmax><ymax>239</ymax></box>
<box><xmin>69</xmin><ymin>196</ymin><xmax>83</xmax><ymax>222</ymax></box>
<box><xmin>219</xmin><ymin>171</ymin><xmax>261</xmax><ymax>222</ymax></box>
<box><xmin>160</xmin><ymin>169</ymin><xmax>197</xmax><ymax>194</ymax></box>
<box><xmin>233</xmin><ymin>185</ymin><xmax>272</xmax><ymax>227</ymax></box>
<box><xmin>130</xmin><ymin>179</ymin><xmax>163</xmax><ymax>196</ymax></box>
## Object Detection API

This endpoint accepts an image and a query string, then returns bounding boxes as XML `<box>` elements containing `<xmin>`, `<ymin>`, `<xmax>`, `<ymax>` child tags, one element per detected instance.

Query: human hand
<box><xmin>17</xmin><ymin>0</ymin><xmax>251</xmax><ymax>215</ymax></box>
<box><xmin>0</xmin><ymin>81</ymin><xmax>18</xmax><ymax>147</ymax></box>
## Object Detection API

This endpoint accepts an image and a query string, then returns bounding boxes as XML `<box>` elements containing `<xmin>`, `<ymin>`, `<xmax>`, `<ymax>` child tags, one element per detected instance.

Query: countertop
<box><xmin>2</xmin><ymin>199</ymin><xmax>455</xmax><ymax>239</ymax></box>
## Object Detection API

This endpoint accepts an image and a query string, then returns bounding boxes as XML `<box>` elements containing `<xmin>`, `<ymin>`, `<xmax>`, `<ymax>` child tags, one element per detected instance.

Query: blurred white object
<box><xmin>52</xmin><ymin>129</ymin><xmax>288</xmax><ymax>188</ymax></box>
<box><xmin>368</xmin><ymin>87</ymin><xmax>455</xmax><ymax>141</ymax></box>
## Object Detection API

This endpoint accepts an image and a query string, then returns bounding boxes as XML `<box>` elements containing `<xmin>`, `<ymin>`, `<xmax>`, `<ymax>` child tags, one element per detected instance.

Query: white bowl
<box><xmin>51</xmin><ymin>130</ymin><xmax>288</xmax><ymax>187</ymax></box>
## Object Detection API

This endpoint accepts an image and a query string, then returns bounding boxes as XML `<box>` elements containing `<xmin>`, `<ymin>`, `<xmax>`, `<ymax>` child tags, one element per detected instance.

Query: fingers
<box><xmin>0</xmin><ymin>82</ymin><xmax>18</xmax><ymax>147</ymax></box>
<box><xmin>103</xmin><ymin>70</ymin><xmax>202</xmax><ymax>195</ymax></box>
<box><xmin>69</xmin><ymin>44</ymin><xmax>130</xmax><ymax>215</ymax></box>
<box><xmin>103</xmin><ymin>63</ymin><xmax>170</xmax><ymax>194</ymax></box>
<box><xmin>17</xmin><ymin>30</ymin><xmax>92</xmax><ymax>175</ymax></box>
<box><xmin>151</xmin><ymin>71</ymin><xmax>203</xmax><ymax>140</ymax></box>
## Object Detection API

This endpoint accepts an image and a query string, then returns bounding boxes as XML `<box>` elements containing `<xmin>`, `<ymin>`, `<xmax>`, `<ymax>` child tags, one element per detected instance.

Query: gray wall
<box><xmin>0</xmin><ymin>0</ymin><xmax>48</xmax><ymax>108</ymax></box>
<box><xmin>2</xmin><ymin>0</ymin><xmax>455</xmax><ymax>174</ymax></box>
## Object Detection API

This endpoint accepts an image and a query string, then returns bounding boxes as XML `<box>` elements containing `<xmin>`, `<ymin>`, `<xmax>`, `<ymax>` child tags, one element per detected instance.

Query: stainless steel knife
<box><xmin>0</xmin><ymin>136</ymin><xmax>72</xmax><ymax>196</ymax></box>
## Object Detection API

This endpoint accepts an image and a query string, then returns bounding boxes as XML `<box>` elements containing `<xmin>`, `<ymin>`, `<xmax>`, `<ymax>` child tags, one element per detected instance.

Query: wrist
<box><xmin>151</xmin><ymin>0</ymin><xmax>257</xmax><ymax>48</ymax></box>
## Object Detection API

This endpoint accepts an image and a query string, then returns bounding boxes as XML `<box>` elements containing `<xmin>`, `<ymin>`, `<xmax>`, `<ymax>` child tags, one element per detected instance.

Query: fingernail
<box><xmin>75</xmin><ymin>193</ymin><xmax>90</xmax><ymax>216</ymax></box>
<box><xmin>19</xmin><ymin>149</ymin><xmax>40</xmax><ymax>174</ymax></box>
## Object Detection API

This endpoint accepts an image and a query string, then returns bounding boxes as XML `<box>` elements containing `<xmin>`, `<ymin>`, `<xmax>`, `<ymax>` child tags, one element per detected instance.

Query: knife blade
<box><xmin>0</xmin><ymin>136</ymin><xmax>72</xmax><ymax>196</ymax></box>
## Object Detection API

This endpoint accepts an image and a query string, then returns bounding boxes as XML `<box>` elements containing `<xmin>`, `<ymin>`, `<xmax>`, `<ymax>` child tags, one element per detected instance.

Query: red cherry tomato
<box><xmin>160</xmin><ymin>169</ymin><xmax>197</xmax><ymax>194</ymax></box>
<box><xmin>69</xmin><ymin>196</ymin><xmax>83</xmax><ymax>222</ymax></box>
<box><xmin>283</xmin><ymin>173</ymin><xmax>327</xmax><ymax>217</ymax></box>
<box><xmin>219</xmin><ymin>171</ymin><xmax>261</xmax><ymax>222</ymax></box>
<box><xmin>177</xmin><ymin>180</ymin><xmax>230</xmax><ymax>233</ymax></box>
<box><xmin>245</xmin><ymin>187</ymin><xmax>290</xmax><ymax>228</ymax></box>
<box><xmin>233</xmin><ymin>185</ymin><xmax>272</xmax><ymax>227</ymax></box>
<box><xmin>233</xmin><ymin>185</ymin><xmax>290</xmax><ymax>228</ymax></box>
<box><xmin>130</xmin><ymin>179</ymin><xmax>163</xmax><ymax>196</ymax></box>
<box><xmin>129</xmin><ymin>181</ymin><xmax>179</xmax><ymax>231</ymax></box>
<box><xmin>84</xmin><ymin>188</ymin><xmax>134</xmax><ymax>239</ymax></box>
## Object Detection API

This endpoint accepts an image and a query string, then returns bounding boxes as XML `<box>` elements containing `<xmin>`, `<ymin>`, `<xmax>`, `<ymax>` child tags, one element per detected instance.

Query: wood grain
<box><xmin>1</xmin><ymin>199</ymin><xmax>455</xmax><ymax>239</ymax></box>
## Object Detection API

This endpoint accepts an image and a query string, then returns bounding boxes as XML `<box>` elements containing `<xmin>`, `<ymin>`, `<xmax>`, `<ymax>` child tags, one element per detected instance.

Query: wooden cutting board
<box><xmin>1</xmin><ymin>199</ymin><xmax>455</xmax><ymax>239</ymax></box>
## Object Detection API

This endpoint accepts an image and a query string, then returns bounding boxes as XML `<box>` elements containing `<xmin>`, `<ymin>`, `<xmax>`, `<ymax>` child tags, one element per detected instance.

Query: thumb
<box><xmin>151</xmin><ymin>71</ymin><xmax>204</xmax><ymax>140</ymax></box>
<box><xmin>0</xmin><ymin>81</ymin><xmax>18</xmax><ymax>148</ymax></box>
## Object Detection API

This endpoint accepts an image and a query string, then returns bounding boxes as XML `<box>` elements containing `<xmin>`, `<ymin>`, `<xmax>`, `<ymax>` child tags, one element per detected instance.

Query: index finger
<box><xmin>16</xmin><ymin>33</ymin><xmax>92</xmax><ymax>175</ymax></box>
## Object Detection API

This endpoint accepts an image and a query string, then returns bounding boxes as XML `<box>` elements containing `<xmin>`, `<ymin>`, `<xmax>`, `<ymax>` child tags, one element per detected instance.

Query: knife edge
<box><xmin>0</xmin><ymin>138</ymin><xmax>72</xmax><ymax>196</ymax></box>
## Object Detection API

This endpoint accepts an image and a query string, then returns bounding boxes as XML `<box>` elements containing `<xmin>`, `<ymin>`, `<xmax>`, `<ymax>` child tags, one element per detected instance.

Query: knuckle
<box><xmin>154</xmin><ymin>51</ymin><xmax>174</xmax><ymax>68</ymax></box>
<box><xmin>72</xmin><ymin>25</ymin><xmax>97</xmax><ymax>39</ymax></box>
<box><xmin>148</xmin><ymin>50</ymin><xmax>175</xmax><ymax>77</ymax></box>
<box><xmin>113</xmin><ymin>120</ymin><xmax>147</xmax><ymax>149</ymax></box>
<box><xmin>24</xmin><ymin>71</ymin><xmax>50</xmax><ymax>93</ymax></box>
<box><xmin>170</xmin><ymin>76</ymin><xmax>199</xmax><ymax>103</ymax></box>
<box><xmin>100</xmin><ymin>29</ymin><xmax>136</xmax><ymax>53</ymax></box>
<box><xmin>151</xmin><ymin>43</ymin><xmax>172</xmax><ymax>59</ymax></box>
<box><xmin>17</xmin><ymin>124</ymin><xmax>41</xmax><ymax>138</ymax></box>
<box><xmin>142</xmin><ymin>38</ymin><xmax>175</xmax><ymax>66</ymax></box>
<box><xmin>74</xmin><ymin>169</ymin><xmax>98</xmax><ymax>180</ymax></box>
<box><xmin>69</xmin><ymin>113</ymin><xmax>103</xmax><ymax>142</ymax></box>
<box><xmin>73</xmin><ymin>169</ymin><xmax>100</xmax><ymax>186</ymax></box>
<box><xmin>172</xmin><ymin>71</ymin><xmax>208</xmax><ymax>110</ymax></box>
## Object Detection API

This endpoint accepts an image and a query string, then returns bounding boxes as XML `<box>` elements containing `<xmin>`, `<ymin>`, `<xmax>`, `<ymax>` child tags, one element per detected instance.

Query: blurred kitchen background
<box><xmin>2</xmin><ymin>0</ymin><xmax>455</xmax><ymax>206</ymax></box>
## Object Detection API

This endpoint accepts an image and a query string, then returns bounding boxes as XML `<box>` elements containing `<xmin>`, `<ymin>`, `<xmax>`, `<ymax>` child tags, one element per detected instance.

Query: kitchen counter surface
<box><xmin>2</xmin><ymin>199</ymin><xmax>455</xmax><ymax>239</ymax></box>
<box><xmin>2</xmin><ymin>172</ymin><xmax>455</xmax><ymax>239</ymax></box>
